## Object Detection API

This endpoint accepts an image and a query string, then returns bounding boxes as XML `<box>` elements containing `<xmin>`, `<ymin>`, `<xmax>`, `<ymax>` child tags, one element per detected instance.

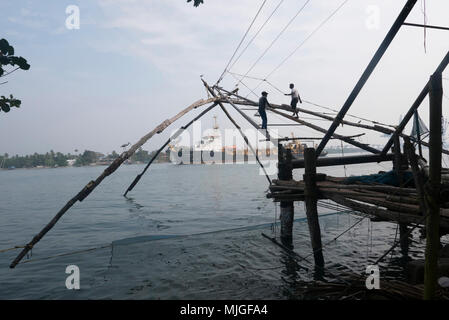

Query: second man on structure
<box><xmin>285</xmin><ymin>83</ymin><xmax>302</xmax><ymax>118</ymax></box>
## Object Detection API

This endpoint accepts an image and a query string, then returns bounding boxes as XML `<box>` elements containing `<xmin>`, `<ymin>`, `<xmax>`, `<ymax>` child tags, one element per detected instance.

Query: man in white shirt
<box><xmin>284</xmin><ymin>83</ymin><xmax>302</xmax><ymax>118</ymax></box>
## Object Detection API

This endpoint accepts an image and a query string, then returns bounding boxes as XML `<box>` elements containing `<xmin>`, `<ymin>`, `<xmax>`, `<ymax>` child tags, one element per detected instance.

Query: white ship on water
<box><xmin>168</xmin><ymin>116</ymin><xmax>327</xmax><ymax>165</ymax></box>
<box><xmin>168</xmin><ymin>116</ymin><xmax>276</xmax><ymax>164</ymax></box>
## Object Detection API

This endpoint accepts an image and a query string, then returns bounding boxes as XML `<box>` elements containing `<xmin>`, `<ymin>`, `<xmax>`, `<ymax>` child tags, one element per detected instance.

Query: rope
<box><xmin>372</xmin><ymin>216</ymin><xmax>427</xmax><ymax>265</ymax></box>
<box><xmin>228</xmin><ymin>72</ymin><xmax>259</xmax><ymax>99</ymax></box>
<box><xmin>228</xmin><ymin>0</ymin><xmax>286</xmax><ymax>73</ymax></box>
<box><xmin>229</xmin><ymin>71</ymin><xmax>396</xmax><ymax>128</ymax></box>
<box><xmin>17</xmin><ymin>244</ymin><xmax>112</xmax><ymax>265</ymax></box>
<box><xmin>235</xmin><ymin>0</ymin><xmax>313</xmax><ymax>88</ymax></box>
<box><xmin>421</xmin><ymin>0</ymin><xmax>428</xmax><ymax>53</ymax></box>
<box><xmin>249</xmin><ymin>0</ymin><xmax>350</xmax><ymax>95</ymax></box>
<box><xmin>216</xmin><ymin>0</ymin><xmax>268</xmax><ymax>85</ymax></box>
<box><xmin>0</xmin><ymin>245</ymin><xmax>26</xmax><ymax>253</ymax></box>
<box><xmin>301</xmin><ymin>216</ymin><xmax>367</xmax><ymax>262</ymax></box>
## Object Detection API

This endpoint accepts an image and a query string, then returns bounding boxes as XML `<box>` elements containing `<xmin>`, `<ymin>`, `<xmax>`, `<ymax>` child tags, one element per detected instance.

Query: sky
<box><xmin>0</xmin><ymin>0</ymin><xmax>448</xmax><ymax>156</ymax></box>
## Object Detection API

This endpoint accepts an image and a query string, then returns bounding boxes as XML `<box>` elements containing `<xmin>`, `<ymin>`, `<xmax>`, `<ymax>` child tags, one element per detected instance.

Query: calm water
<box><xmin>0</xmin><ymin>158</ymin><xmax>432</xmax><ymax>299</ymax></box>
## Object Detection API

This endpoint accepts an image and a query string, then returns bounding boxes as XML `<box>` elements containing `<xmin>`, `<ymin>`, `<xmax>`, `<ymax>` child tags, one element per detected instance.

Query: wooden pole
<box><xmin>292</xmin><ymin>153</ymin><xmax>394</xmax><ymax>169</ymax></box>
<box><xmin>268</xmin><ymin>107</ymin><xmax>381</xmax><ymax>154</ymax></box>
<box><xmin>394</xmin><ymin>135</ymin><xmax>410</xmax><ymax>254</ymax></box>
<box><xmin>203</xmin><ymin>80</ymin><xmax>272</xmax><ymax>184</ymax></box>
<box><xmin>221</xmin><ymin>89</ymin><xmax>449</xmax><ymax>156</ymax></box>
<box><xmin>316</xmin><ymin>0</ymin><xmax>418</xmax><ymax>156</ymax></box>
<box><xmin>404</xmin><ymin>138</ymin><xmax>428</xmax><ymax>215</ymax></box>
<box><xmin>278</xmin><ymin>146</ymin><xmax>294</xmax><ymax>245</ymax></box>
<box><xmin>393</xmin><ymin>135</ymin><xmax>403</xmax><ymax>185</ymax></box>
<box><xmin>414</xmin><ymin>110</ymin><xmax>423</xmax><ymax>157</ymax></box>
<box><xmin>9</xmin><ymin>97</ymin><xmax>218</xmax><ymax>268</ymax></box>
<box><xmin>303</xmin><ymin>148</ymin><xmax>325</xmax><ymax>269</ymax></box>
<box><xmin>382</xmin><ymin>50</ymin><xmax>449</xmax><ymax>156</ymax></box>
<box><xmin>423</xmin><ymin>72</ymin><xmax>443</xmax><ymax>300</ymax></box>
<box><xmin>214</xmin><ymin>86</ymin><xmax>270</xmax><ymax>140</ymax></box>
<box><xmin>123</xmin><ymin>102</ymin><xmax>219</xmax><ymax>196</ymax></box>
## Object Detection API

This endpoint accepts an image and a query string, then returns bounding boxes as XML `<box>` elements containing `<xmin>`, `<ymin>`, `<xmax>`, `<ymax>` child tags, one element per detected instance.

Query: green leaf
<box><xmin>0</xmin><ymin>39</ymin><xmax>14</xmax><ymax>55</ymax></box>
<box><xmin>10</xmin><ymin>99</ymin><xmax>21</xmax><ymax>108</ymax></box>
<box><xmin>0</xmin><ymin>56</ymin><xmax>9</xmax><ymax>65</ymax></box>
<box><xmin>1</xmin><ymin>104</ymin><xmax>10</xmax><ymax>112</ymax></box>
<box><xmin>187</xmin><ymin>0</ymin><xmax>204</xmax><ymax>7</ymax></box>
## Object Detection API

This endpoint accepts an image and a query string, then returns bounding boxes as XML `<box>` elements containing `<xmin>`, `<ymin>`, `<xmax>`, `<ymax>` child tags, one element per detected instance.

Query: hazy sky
<box><xmin>0</xmin><ymin>0</ymin><xmax>448</xmax><ymax>156</ymax></box>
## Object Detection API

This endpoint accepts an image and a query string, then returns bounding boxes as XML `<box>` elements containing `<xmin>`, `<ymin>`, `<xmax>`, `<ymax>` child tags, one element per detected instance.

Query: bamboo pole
<box><xmin>267</xmin><ymin>107</ymin><xmax>380</xmax><ymax>154</ymax></box>
<box><xmin>291</xmin><ymin>153</ymin><xmax>394</xmax><ymax>169</ymax></box>
<box><xmin>404</xmin><ymin>138</ymin><xmax>428</xmax><ymax>215</ymax></box>
<box><xmin>203</xmin><ymin>80</ymin><xmax>272</xmax><ymax>184</ymax></box>
<box><xmin>382</xmin><ymin>50</ymin><xmax>449</xmax><ymax>156</ymax></box>
<box><xmin>326</xmin><ymin>194</ymin><xmax>439</xmax><ymax>227</ymax></box>
<box><xmin>316</xmin><ymin>0</ymin><xmax>418</xmax><ymax>156</ymax></box>
<box><xmin>423</xmin><ymin>72</ymin><xmax>443</xmax><ymax>300</ymax></box>
<box><xmin>9</xmin><ymin>97</ymin><xmax>217</xmax><ymax>268</ymax></box>
<box><xmin>304</xmin><ymin>148</ymin><xmax>325</xmax><ymax>269</ymax></box>
<box><xmin>220</xmin><ymin>82</ymin><xmax>449</xmax><ymax>156</ymax></box>
<box><xmin>123</xmin><ymin>102</ymin><xmax>219</xmax><ymax>196</ymax></box>
<box><xmin>278</xmin><ymin>147</ymin><xmax>294</xmax><ymax>244</ymax></box>
<box><xmin>226</xmin><ymin>98</ymin><xmax>394</xmax><ymax>134</ymax></box>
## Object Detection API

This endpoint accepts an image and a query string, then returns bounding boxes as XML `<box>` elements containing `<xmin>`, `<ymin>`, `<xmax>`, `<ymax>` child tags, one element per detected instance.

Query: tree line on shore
<box><xmin>0</xmin><ymin>148</ymin><xmax>169</xmax><ymax>169</ymax></box>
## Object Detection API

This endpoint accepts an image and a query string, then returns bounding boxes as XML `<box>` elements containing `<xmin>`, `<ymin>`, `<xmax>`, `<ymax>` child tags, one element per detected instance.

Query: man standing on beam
<box><xmin>285</xmin><ymin>83</ymin><xmax>302</xmax><ymax>118</ymax></box>
<box><xmin>258</xmin><ymin>91</ymin><xmax>271</xmax><ymax>134</ymax></box>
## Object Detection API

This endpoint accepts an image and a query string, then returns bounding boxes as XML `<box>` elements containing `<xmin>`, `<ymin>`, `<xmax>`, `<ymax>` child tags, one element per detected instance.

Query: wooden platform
<box><xmin>268</xmin><ymin>175</ymin><xmax>449</xmax><ymax>229</ymax></box>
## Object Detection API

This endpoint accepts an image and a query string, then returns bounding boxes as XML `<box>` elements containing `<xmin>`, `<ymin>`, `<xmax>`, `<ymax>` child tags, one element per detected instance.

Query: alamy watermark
<box><xmin>167</xmin><ymin>120</ymin><xmax>279</xmax><ymax>176</ymax></box>
<box><xmin>65</xmin><ymin>265</ymin><xmax>80</xmax><ymax>290</ymax></box>
<box><xmin>365</xmin><ymin>5</ymin><xmax>380</xmax><ymax>30</ymax></box>
<box><xmin>65</xmin><ymin>5</ymin><xmax>80</xmax><ymax>30</ymax></box>
<box><xmin>365</xmin><ymin>265</ymin><xmax>380</xmax><ymax>289</ymax></box>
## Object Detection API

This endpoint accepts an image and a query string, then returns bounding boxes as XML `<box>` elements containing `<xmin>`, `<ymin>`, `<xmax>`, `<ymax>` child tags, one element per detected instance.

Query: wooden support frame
<box><xmin>403</xmin><ymin>22</ymin><xmax>449</xmax><ymax>31</ymax></box>
<box><xmin>304</xmin><ymin>148</ymin><xmax>325</xmax><ymax>268</ymax></box>
<box><xmin>316</xmin><ymin>0</ymin><xmax>418</xmax><ymax>156</ymax></box>
<box><xmin>292</xmin><ymin>153</ymin><xmax>394</xmax><ymax>169</ymax></box>
<box><xmin>382</xmin><ymin>50</ymin><xmax>449</xmax><ymax>156</ymax></box>
<box><xmin>9</xmin><ymin>97</ymin><xmax>219</xmax><ymax>268</ymax></box>
<box><xmin>203</xmin><ymin>80</ymin><xmax>272</xmax><ymax>184</ymax></box>
<box><xmin>424</xmin><ymin>72</ymin><xmax>443</xmax><ymax>300</ymax></box>
<box><xmin>123</xmin><ymin>102</ymin><xmax>219</xmax><ymax>196</ymax></box>
<box><xmin>267</xmin><ymin>108</ymin><xmax>381</xmax><ymax>154</ymax></box>
<box><xmin>226</xmin><ymin>96</ymin><xmax>449</xmax><ymax>156</ymax></box>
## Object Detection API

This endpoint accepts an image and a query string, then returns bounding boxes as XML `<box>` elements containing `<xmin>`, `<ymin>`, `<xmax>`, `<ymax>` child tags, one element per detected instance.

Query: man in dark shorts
<box><xmin>258</xmin><ymin>91</ymin><xmax>271</xmax><ymax>130</ymax></box>
<box><xmin>284</xmin><ymin>83</ymin><xmax>302</xmax><ymax>118</ymax></box>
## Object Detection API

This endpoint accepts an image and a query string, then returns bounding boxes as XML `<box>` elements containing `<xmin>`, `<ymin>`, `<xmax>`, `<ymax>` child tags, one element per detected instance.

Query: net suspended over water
<box><xmin>1</xmin><ymin>211</ymin><xmax>431</xmax><ymax>299</ymax></box>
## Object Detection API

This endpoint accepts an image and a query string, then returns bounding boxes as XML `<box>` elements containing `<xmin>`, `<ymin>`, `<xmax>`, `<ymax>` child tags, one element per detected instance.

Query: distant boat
<box><xmin>8</xmin><ymin>166</ymin><xmax>16</xmax><ymax>170</ymax></box>
<box><xmin>168</xmin><ymin>117</ymin><xmax>326</xmax><ymax>164</ymax></box>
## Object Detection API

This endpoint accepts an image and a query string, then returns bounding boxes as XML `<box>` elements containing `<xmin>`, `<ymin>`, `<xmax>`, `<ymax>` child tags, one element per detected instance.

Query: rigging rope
<box><xmin>232</xmin><ymin>70</ymin><xmax>396</xmax><ymax>128</ymax></box>
<box><xmin>228</xmin><ymin>0</ymin><xmax>286</xmax><ymax>73</ymax></box>
<box><xmin>235</xmin><ymin>0</ymin><xmax>313</xmax><ymax>88</ymax></box>
<box><xmin>250</xmin><ymin>0</ymin><xmax>350</xmax><ymax>94</ymax></box>
<box><xmin>421</xmin><ymin>0</ymin><xmax>428</xmax><ymax>53</ymax></box>
<box><xmin>216</xmin><ymin>0</ymin><xmax>268</xmax><ymax>85</ymax></box>
<box><xmin>229</xmin><ymin>69</ymin><xmax>393</xmax><ymax>126</ymax></box>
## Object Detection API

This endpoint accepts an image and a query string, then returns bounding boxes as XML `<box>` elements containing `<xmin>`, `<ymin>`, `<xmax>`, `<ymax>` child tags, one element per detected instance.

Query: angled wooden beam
<box><xmin>381</xmin><ymin>50</ymin><xmax>449</xmax><ymax>156</ymax></box>
<box><xmin>268</xmin><ymin>107</ymin><xmax>381</xmax><ymax>154</ymax></box>
<box><xmin>403</xmin><ymin>22</ymin><xmax>449</xmax><ymax>31</ymax></box>
<box><xmin>9</xmin><ymin>97</ymin><xmax>217</xmax><ymax>268</ymax></box>
<box><xmin>424</xmin><ymin>72</ymin><xmax>443</xmax><ymax>300</ymax></box>
<box><xmin>203</xmin><ymin>80</ymin><xmax>272</xmax><ymax>184</ymax></box>
<box><xmin>219</xmin><ymin>90</ymin><xmax>449</xmax><ymax>156</ymax></box>
<box><xmin>292</xmin><ymin>153</ymin><xmax>394</xmax><ymax>169</ymax></box>
<box><xmin>315</xmin><ymin>0</ymin><xmax>418</xmax><ymax>156</ymax></box>
<box><xmin>123</xmin><ymin>102</ymin><xmax>219</xmax><ymax>197</ymax></box>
